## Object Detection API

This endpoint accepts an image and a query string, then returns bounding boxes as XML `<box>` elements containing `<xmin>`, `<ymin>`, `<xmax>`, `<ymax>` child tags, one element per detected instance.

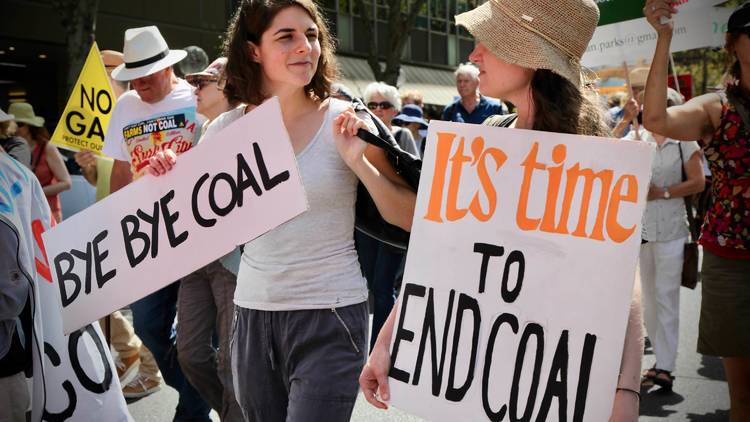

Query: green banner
<box><xmin>596</xmin><ymin>0</ymin><xmax>646</xmax><ymax>26</ymax></box>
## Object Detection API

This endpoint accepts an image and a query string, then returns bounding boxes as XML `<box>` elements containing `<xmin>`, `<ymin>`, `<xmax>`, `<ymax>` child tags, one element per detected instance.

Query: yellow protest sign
<box><xmin>51</xmin><ymin>42</ymin><xmax>114</xmax><ymax>156</ymax></box>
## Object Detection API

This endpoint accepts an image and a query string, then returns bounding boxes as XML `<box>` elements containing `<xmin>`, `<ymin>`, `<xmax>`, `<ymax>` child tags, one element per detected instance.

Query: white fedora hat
<box><xmin>111</xmin><ymin>26</ymin><xmax>187</xmax><ymax>81</ymax></box>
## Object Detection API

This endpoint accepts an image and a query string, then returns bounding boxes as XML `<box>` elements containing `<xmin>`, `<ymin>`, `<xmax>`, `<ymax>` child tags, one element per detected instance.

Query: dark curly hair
<box><xmin>222</xmin><ymin>0</ymin><xmax>339</xmax><ymax>105</ymax></box>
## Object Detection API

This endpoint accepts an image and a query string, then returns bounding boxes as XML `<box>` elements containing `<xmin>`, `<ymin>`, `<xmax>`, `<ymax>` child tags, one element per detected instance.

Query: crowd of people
<box><xmin>1</xmin><ymin>0</ymin><xmax>749</xmax><ymax>421</ymax></box>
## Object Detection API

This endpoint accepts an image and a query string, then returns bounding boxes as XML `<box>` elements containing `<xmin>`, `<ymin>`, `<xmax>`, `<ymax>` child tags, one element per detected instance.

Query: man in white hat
<box><xmin>102</xmin><ymin>25</ymin><xmax>211</xmax><ymax>421</ymax></box>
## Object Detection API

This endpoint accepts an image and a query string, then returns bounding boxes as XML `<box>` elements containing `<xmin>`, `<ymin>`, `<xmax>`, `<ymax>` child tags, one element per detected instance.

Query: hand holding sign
<box><xmin>43</xmin><ymin>98</ymin><xmax>308</xmax><ymax>334</ymax></box>
<box><xmin>370</xmin><ymin>120</ymin><xmax>653</xmax><ymax>422</ymax></box>
<box><xmin>644</xmin><ymin>0</ymin><xmax>679</xmax><ymax>31</ymax></box>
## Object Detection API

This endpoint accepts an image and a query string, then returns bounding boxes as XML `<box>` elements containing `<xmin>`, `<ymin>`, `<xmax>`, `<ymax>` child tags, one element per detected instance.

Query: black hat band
<box><xmin>125</xmin><ymin>49</ymin><xmax>170</xmax><ymax>69</ymax></box>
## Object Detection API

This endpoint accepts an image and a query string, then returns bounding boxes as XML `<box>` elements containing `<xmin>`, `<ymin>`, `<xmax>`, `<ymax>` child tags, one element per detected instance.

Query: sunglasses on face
<box><xmin>190</xmin><ymin>78</ymin><xmax>218</xmax><ymax>90</ymax></box>
<box><xmin>367</xmin><ymin>101</ymin><xmax>394</xmax><ymax>110</ymax></box>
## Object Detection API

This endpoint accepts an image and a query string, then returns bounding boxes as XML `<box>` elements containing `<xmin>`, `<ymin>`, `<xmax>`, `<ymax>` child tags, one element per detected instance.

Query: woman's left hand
<box><xmin>608</xmin><ymin>389</ymin><xmax>639</xmax><ymax>422</ymax></box>
<box><xmin>147</xmin><ymin>149</ymin><xmax>177</xmax><ymax>177</ymax></box>
<box><xmin>333</xmin><ymin>107</ymin><xmax>369</xmax><ymax>168</ymax></box>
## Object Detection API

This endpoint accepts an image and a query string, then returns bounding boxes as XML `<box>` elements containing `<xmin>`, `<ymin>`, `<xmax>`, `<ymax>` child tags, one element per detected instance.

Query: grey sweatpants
<box><xmin>231</xmin><ymin>302</ymin><xmax>368</xmax><ymax>421</ymax></box>
<box><xmin>177</xmin><ymin>260</ymin><xmax>242</xmax><ymax>421</ymax></box>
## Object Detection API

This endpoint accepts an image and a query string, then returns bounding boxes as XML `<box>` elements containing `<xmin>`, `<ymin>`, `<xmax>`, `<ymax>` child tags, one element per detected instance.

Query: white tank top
<box><xmin>205</xmin><ymin>99</ymin><xmax>369</xmax><ymax>310</ymax></box>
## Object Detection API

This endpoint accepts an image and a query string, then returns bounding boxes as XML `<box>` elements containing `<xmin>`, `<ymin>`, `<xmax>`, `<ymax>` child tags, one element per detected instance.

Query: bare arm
<box><xmin>609</xmin><ymin>280</ymin><xmax>643</xmax><ymax>422</ymax></box>
<box><xmin>642</xmin><ymin>0</ymin><xmax>719</xmax><ymax>141</ymax></box>
<box><xmin>647</xmin><ymin>149</ymin><xmax>705</xmax><ymax>200</ymax></box>
<box><xmin>110</xmin><ymin>159</ymin><xmax>132</xmax><ymax>193</ymax></box>
<box><xmin>43</xmin><ymin>143</ymin><xmax>72</xmax><ymax>196</ymax></box>
<box><xmin>360</xmin><ymin>303</ymin><xmax>398</xmax><ymax>409</ymax></box>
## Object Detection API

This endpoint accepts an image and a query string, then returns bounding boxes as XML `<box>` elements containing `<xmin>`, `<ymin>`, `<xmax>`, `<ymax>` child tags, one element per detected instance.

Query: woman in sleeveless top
<box><xmin>10</xmin><ymin>102</ymin><xmax>71</xmax><ymax>223</ymax></box>
<box><xmin>147</xmin><ymin>0</ymin><xmax>416</xmax><ymax>419</ymax></box>
<box><xmin>361</xmin><ymin>0</ymin><xmax>644</xmax><ymax>420</ymax></box>
<box><xmin>643</xmin><ymin>2</ymin><xmax>750</xmax><ymax>421</ymax></box>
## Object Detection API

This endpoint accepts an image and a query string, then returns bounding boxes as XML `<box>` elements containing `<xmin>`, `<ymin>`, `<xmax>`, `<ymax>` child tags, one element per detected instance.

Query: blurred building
<box><xmin>1</xmin><ymin>0</ymin><xmax>473</xmax><ymax>129</ymax></box>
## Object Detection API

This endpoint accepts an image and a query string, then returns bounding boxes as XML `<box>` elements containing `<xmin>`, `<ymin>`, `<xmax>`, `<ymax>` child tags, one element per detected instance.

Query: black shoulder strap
<box><xmin>484</xmin><ymin>113</ymin><xmax>518</xmax><ymax>128</ymax></box>
<box><xmin>677</xmin><ymin>143</ymin><xmax>700</xmax><ymax>240</ymax></box>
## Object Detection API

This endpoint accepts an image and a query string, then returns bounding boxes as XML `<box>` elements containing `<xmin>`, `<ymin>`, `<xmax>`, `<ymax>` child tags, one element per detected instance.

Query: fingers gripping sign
<box><xmin>147</xmin><ymin>149</ymin><xmax>177</xmax><ymax>177</ymax></box>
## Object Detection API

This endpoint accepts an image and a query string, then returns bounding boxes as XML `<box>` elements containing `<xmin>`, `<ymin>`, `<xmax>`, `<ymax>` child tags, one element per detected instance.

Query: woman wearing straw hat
<box><xmin>643</xmin><ymin>2</ymin><xmax>750</xmax><ymax>420</ymax></box>
<box><xmin>360</xmin><ymin>0</ymin><xmax>643</xmax><ymax>420</ymax></box>
<box><xmin>9</xmin><ymin>102</ymin><xmax>71</xmax><ymax>223</ymax></box>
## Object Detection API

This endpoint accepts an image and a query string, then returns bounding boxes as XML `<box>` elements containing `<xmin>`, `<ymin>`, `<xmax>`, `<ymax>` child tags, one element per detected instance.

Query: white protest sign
<box><xmin>388</xmin><ymin>121</ymin><xmax>654</xmax><ymax>421</ymax></box>
<box><xmin>583</xmin><ymin>5</ymin><xmax>730</xmax><ymax>68</ymax></box>
<box><xmin>42</xmin><ymin>98</ymin><xmax>308</xmax><ymax>334</ymax></box>
<box><xmin>0</xmin><ymin>154</ymin><xmax>131</xmax><ymax>421</ymax></box>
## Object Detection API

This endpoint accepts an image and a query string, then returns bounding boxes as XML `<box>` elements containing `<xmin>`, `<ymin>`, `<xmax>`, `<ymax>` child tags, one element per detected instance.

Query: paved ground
<box><xmin>126</xmin><ymin>282</ymin><xmax>730</xmax><ymax>421</ymax></box>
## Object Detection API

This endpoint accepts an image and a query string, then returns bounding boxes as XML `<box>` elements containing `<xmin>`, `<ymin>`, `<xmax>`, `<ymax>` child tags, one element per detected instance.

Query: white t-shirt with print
<box><xmin>103</xmin><ymin>79</ymin><xmax>199</xmax><ymax>179</ymax></box>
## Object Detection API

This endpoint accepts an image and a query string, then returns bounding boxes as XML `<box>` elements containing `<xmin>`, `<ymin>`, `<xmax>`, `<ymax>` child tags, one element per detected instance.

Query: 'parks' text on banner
<box><xmin>42</xmin><ymin>98</ymin><xmax>308</xmax><ymax>334</ymax></box>
<box><xmin>388</xmin><ymin>120</ymin><xmax>654</xmax><ymax>421</ymax></box>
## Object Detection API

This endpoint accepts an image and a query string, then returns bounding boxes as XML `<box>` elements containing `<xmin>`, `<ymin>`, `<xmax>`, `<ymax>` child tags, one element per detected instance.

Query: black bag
<box><xmin>678</xmin><ymin>144</ymin><xmax>700</xmax><ymax>289</ymax></box>
<box><xmin>352</xmin><ymin>99</ymin><xmax>421</xmax><ymax>250</ymax></box>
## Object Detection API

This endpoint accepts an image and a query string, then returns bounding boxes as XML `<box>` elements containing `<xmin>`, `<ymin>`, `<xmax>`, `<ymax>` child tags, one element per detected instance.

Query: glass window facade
<box><xmin>322</xmin><ymin>0</ymin><xmax>477</xmax><ymax>68</ymax></box>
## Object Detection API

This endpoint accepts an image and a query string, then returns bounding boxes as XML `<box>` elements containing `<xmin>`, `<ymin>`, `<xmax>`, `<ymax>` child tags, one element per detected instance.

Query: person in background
<box><xmin>643</xmin><ymin>2</ymin><xmax>750</xmax><ymax>420</ymax></box>
<box><xmin>612</xmin><ymin>67</ymin><xmax>648</xmax><ymax>138</ymax></box>
<box><xmin>9</xmin><ymin>102</ymin><xmax>71</xmax><ymax>223</ymax></box>
<box><xmin>103</xmin><ymin>25</ymin><xmax>211</xmax><ymax>421</ymax></box>
<box><xmin>0</xmin><ymin>108</ymin><xmax>30</xmax><ymax>167</ymax></box>
<box><xmin>628</xmin><ymin>88</ymin><xmax>705</xmax><ymax>392</ymax></box>
<box><xmin>441</xmin><ymin>62</ymin><xmax>508</xmax><ymax>124</ymax></box>
<box><xmin>176</xmin><ymin>57</ymin><xmax>243</xmax><ymax>421</ymax></box>
<box><xmin>392</xmin><ymin>103</ymin><xmax>429</xmax><ymax>157</ymax></box>
<box><xmin>362</xmin><ymin>0</ymin><xmax>643</xmax><ymax>420</ymax></box>
<box><xmin>74</xmin><ymin>49</ymin><xmax>163</xmax><ymax>400</ymax></box>
<box><xmin>359</xmin><ymin>81</ymin><xmax>417</xmax><ymax>349</ymax></box>
<box><xmin>400</xmin><ymin>89</ymin><xmax>424</xmax><ymax>108</ymax></box>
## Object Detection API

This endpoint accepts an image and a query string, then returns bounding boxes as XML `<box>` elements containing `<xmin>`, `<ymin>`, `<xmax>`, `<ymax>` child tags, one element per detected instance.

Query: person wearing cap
<box><xmin>441</xmin><ymin>62</ymin><xmax>508</xmax><ymax>124</ymax></box>
<box><xmin>392</xmin><ymin>103</ymin><xmax>429</xmax><ymax>157</ymax></box>
<box><xmin>0</xmin><ymin>108</ymin><xmax>31</xmax><ymax>167</ymax></box>
<box><xmin>624</xmin><ymin>88</ymin><xmax>705</xmax><ymax>393</ymax></box>
<box><xmin>643</xmin><ymin>2</ymin><xmax>750</xmax><ymax>420</ymax></box>
<box><xmin>9</xmin><ymin>102</ymin><xmax>71</xmax><ymax>223</ymax></box>
<box><xmin>361</xmin><ymin>0</ymin><xmax>644</xmax><ymax>419</ymax></box>
<box><xmin>176</xmin><ymin>57</ymin><xmax>243</xmax><ymax>421</ymax></box>
<box><xmin>101</xmin><ymin>25</ymin><xmax>211</xmax><ymax>421</ymax></box>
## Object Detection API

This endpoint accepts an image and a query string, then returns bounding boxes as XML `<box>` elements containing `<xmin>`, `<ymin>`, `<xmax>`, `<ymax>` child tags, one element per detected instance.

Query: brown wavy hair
<box><xmin>222</xmin><ymin>0</ymin><xmax>339</xmax><ymax>105</ymax></box>
<box><xmin>530</xmin><ymin>69</ymin><xmax>610</xmax><ymax>137</ymax></box>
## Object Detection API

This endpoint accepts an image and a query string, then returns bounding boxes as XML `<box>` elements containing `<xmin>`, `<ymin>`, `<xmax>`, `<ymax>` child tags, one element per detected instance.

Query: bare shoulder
<box><xmin>686</xmin><ymin>92</ymin><xmax>723</xmax><ymax>132</ymax></box>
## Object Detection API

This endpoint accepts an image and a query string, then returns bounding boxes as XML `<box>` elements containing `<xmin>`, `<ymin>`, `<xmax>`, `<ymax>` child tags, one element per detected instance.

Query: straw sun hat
<box><xmin>8</xmin><ymin>102</ymin><xmax>44</xmax><ymax>127</ymax></box>
<box><xmin>455</xmin><ymin>0</ymin><xmax>599</xmax><ymax>87</ymax></box>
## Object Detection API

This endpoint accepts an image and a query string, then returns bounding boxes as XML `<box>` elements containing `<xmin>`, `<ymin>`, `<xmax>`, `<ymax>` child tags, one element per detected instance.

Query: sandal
<box><xmin>652</xmin><ymin>369</ymin><xmax>674</xmax><ymax>391</ymax></box>
<box><xmin>641</xmin><ymin>366</ymin><xmax>657</xmax><ymax>386</ymax></box>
